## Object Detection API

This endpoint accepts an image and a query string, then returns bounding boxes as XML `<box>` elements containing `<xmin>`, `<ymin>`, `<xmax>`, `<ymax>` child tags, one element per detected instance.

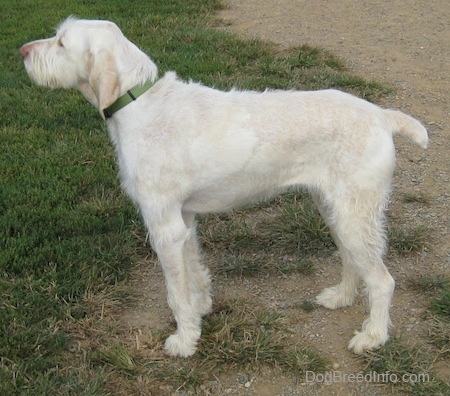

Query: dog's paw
<box><xmin>164</xmin><ymin>333</ymin><xmax>198</xmax><ymax>358</ymax></box>
<box><xmin>348</xmin><ymin>330</ymin><xmax>388</xmax><ymax>354</ymax></box>
<box><xmin>316</xmin><ymin>285</ymin><xmax>355</xmax><ymax>309</ymax></box>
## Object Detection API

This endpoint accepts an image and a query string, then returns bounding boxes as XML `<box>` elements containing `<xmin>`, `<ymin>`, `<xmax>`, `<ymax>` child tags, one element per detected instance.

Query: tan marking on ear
<box><xmin>88</xmin><ymin>49</ymin><xmax>120</xmax><ymax>117</ymax></box>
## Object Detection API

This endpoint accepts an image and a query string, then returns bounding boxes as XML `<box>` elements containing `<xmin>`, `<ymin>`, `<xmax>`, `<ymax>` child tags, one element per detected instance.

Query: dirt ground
<box><xmin>122</xmin><ymin>1</ymin><xmax>449</xmax><ymax>395</ymax></box>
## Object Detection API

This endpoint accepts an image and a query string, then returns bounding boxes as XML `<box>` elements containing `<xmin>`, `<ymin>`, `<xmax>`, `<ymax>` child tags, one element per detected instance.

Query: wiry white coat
<box><xmin>21</xmin><ymin>18</ymin><xmax>428</xmax><ymax>357</ymax></box>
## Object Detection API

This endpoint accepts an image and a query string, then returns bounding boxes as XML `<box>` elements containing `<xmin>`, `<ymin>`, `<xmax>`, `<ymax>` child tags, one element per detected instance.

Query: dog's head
<box><xmin>20</xmin><ymin>17</ymin><xmax>158</xmax><ymax>117</ymax></box>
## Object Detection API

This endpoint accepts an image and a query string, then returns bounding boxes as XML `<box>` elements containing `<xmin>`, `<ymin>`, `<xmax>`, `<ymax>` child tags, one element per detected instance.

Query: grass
<box><xmin>200</xmin><ymin>191</ymin><xmax>334</xmax><ymax>278</ymax></box>
<box><xmin>364</xmin><ymin>337</ymin><xmax>449</xmax><ymax>395</ymax></box>
<box><xmin>406</xmin><ymin>274</ymin><xmax>449</xmax><ymax>294</ymax></box>
<box><xmin>388</xmin><ymin>225</ymin><xmax>429</xmax><ymax>254</ymax></box>
<box><xmin>407</xmin><ymin>274</ymin><xmax>450</xmax><ymax>357</ymax></box>
<box><xmin>297</xmin><ymin>299</ymin><xmax>317</xmax><ymax>313</ymax></box>
<box><xmin>1</xmin><ymin>0</ymin><xmax>443</xmax><ymax>394</ymax></box>
<box><xmin>430</xmin><ymin>285</ymin><xmax>450</xmax><ymax>321</ymax></box>
<box><xmin>428</xmin><ymin>316</ymin><xmax>450</xmax><ymax>358</ymax></box>
<box><xmin>54</xmin><ymin>297</ymin><xmax>328</xmax><ymax>395</ymax></box>
<box><xmin>192</xmin><ymin>306</ymin><xmax>285</xmax><ymax>371</ymax></box>
<box><xmin>403</xmin><ymin>193</ymin><xmax>431</xmax><ymax>205</ymax></box>
<box><xmin>363</xmin><ymin>278</ymin><xmax>450</xmax><ymax>394</ymax></box>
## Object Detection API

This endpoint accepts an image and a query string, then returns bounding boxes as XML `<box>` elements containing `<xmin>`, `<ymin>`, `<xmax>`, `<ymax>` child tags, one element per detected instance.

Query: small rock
<box><xmin>237</xmin><ymin>374</ymin><xmax>249</xmax><ymax>384</ymax></box>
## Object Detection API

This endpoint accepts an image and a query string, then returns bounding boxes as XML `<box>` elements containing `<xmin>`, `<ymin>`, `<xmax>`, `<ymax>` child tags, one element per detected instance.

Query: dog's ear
<box><xmin>87</xmin><ymin>49</ymin><xmax>120</xmax><ymax>118</ymax></box>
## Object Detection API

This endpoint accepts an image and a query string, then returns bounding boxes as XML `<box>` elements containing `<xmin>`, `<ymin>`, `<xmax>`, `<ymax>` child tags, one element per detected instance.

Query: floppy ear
<box><xmin>87</xmin><ymin>49</ymin><xmax>120</xmax><ymax>118</ymax></box>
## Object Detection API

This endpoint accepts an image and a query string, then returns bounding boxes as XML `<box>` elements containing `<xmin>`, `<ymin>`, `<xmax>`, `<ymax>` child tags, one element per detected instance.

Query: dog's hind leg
<box><xmin>312</xmin><ymin>191</ymin><xmax>360</xmax><ymax>309</ymax></box>
<box><xmin>182</xmin><ymin>211</ymin><xmax>212</xmax><ymax>317</ymax></box>
<box><xmin>322</xmin><ymin>187</ymin><xmax>394</xmax><ymax>354</ymax></box>
<box><xmin>143</xmin><ymin>206</ymin><xmax>203</xmax><ymax>357</ymax></box>
<box><xmin>312</xmin><ymin>185</ymin><xmax>395</xmax><ymax>353</ymax></box>
<box><xmin>348</xmin><ymin>261</ymin><xmax>395</xmax><ymax>354</ymax></box>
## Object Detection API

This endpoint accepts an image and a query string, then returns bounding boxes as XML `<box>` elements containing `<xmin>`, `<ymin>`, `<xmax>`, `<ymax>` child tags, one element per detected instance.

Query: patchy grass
<box><xmin>406</xmin><ymin>275</ymin><xmax>449</xmax><ymax>357</ymax></box>
<box><xmin>385</xmin><ymin>277</ymin><xmax>450</xmax><ymax>391</ymax></box>
<box><xmin>59</xmin><ymin>296</ymin><xmax>328</xmax><ymax>395</ymax></box>
<box><xmin>388</xmin><ymin>225</ymin><xmax>429</xmax><ymax>254</ymax></box>
<box><xmin>364</xmin><ymin>337</ymin><xmax>449</xmax><ymax>395</ymax></box>
<box><xmin>407</xmin><ymin>274</ymin><xmax>449</xmax><ymax>294</ymax></box>
<box><xmin>430</xmin><ymin>284</ymin><xmax>450</xmax><ymax>321</ymax></box>
<box><xmin>427</xmin><ymin>316</ymin><xmax>450</xmax><ymax>358</ymax></box>
<box><xmin>200</xmin><ymin>191</ymin><xmax>335</xmax><ymax>279</ymax></box>
<box><xmin>296</xmin><ymin>299</ymin><xmax>317</xmax><ymax>313</ymax></box>
<box><xmin>403</xmin><ymin>193</ymin><xmax>431</xmax><ymax>204</ymax></box>
<box><xmin>199</xmin><ymin>301</ymin><xmax>307</xmax><ymax>370</ymax></box>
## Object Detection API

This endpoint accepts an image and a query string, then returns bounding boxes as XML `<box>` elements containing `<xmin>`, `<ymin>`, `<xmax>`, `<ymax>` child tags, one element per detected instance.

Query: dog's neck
<box><xmin>100</xmin><ymin>45</ymin><xmax>158</xmax><ymax>119</ymax></box>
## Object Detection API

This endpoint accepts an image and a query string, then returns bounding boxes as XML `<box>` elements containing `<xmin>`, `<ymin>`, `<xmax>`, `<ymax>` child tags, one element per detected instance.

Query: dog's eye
<box><xmin>57</xmin><ymin>38</ymin><xmax>64</xmax><ymax>48</ymax></box>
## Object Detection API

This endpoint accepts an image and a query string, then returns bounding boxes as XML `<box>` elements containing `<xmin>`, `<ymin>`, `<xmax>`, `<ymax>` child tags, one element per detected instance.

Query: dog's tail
<box><xmin>385</xmin><ymin>110</ymin><xmax>429</xmax><ymax>148</ymax></box>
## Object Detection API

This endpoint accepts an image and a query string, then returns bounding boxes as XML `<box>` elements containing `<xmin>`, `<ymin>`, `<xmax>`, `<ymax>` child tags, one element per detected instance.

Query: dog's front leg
<box><xmin>181</xmin><ymin>211</ymin><xmax>212</xmax><ymax>318</ymax></box>
<box><xmin>160</xmin><ymin>245</ymin><xmax>203</xmax><ymax>358</ymax></box>
<box><xmin>145</xmin><ymin>209</ymin><xmax>202</xmax><ymax>357</ymax></box>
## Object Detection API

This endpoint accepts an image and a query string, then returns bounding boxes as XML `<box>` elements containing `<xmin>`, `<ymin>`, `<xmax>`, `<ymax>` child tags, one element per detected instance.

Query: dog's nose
<box><xmin>20</xmin><ymin>43</ymin><xmax>32</xmax><ymax>58</ymax></box>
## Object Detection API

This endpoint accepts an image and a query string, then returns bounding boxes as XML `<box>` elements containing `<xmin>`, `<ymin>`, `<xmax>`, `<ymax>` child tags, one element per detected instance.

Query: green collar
<box><xmin>103</xmin><ymin>80</ymin><xmax>154</xmax><ymax>119</ymax></box>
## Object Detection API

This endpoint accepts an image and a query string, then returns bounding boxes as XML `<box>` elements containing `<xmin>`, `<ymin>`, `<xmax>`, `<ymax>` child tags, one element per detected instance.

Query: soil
<box><xmin>120</xmin><ymin>1</ymin><xmax>449</xmax><ymax>395</ymax></box>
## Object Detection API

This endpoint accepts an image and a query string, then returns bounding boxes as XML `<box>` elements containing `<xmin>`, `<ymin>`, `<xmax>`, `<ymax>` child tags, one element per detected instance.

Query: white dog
<box><xmin>21</xmin><ymin>18</ymin><xmax>428</xmax><ymax>357</ymax></box>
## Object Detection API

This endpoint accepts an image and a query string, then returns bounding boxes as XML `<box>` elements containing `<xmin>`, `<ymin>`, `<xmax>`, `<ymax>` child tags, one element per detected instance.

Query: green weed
<box><xmin>403</xmin><ymin>193</ymin><xmax>431</xmax><ymax>204</ymax></box>
<box><xmin>407</xmin><ymin>274</ymin><xmax>449</xmax><ymax>294</ymax></box>
<box><xmin>430</xmin><ymin>285</ymin><xmax>450</xmax><ymax>321</ymax></box>
<box><xmin>388</xmin><ymin>225</ymin><xmax>428</xmax><ymax>254</ymax></box>
<box><xmin>297</xmin><ymin>299</ymin><xmax>317</xmax><ymax>313</ymax></box>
